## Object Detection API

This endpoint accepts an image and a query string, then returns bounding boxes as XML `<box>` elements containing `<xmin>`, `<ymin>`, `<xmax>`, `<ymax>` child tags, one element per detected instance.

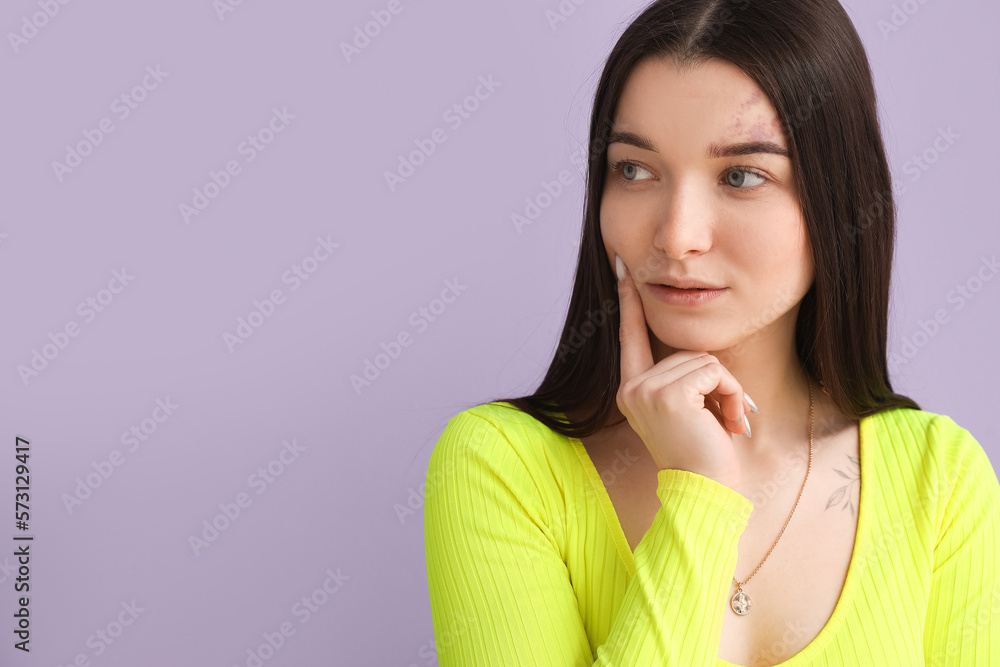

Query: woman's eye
<box><xmin>725</xmin><ymin>169</ymin><xmax>766</xmax><ymax>189</ymax></box>
<box><xmin>614</xmin><ymin>161</ymin><xmax>652</xmax><ymax>181</ymax></box>
<box><xmin>623</xmin><ymin>163</ymin><xmax>649</xmax><ymax>181</ymax></box>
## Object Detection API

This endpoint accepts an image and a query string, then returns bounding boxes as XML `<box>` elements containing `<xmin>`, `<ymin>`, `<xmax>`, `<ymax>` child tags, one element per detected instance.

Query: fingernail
<box><xmin>615</xmin><ymin>254</ymin><xmax>626</xmax><ymax>281</ymax></box>
<box><xmin>744</xmin><ymin>419</ymin><xmax>752</xmax><ymax>438</ymax></box>
<box><xmin>744</xmin><ymin>393</ymin><xmax>759</xmax><ymax>414</ymax></box>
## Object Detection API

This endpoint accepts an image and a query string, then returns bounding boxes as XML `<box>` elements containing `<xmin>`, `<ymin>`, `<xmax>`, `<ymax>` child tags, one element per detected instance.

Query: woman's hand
<box><xmin>615</xmin><ymin>255</ymin><xmax>755</xmax><ymax>491</ymax></box>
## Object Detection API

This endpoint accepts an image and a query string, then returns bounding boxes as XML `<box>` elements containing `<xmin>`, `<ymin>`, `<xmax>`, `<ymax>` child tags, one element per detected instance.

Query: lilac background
<box><xmin>0</xmin><ymin>0</ymin><xmax>997</xmax><ymax>665</ymax></box>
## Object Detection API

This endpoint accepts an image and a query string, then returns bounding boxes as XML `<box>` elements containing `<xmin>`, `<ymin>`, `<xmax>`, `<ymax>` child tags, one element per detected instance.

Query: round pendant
<box><xmin>730</xmin><ymin>589</ymin><xmax>752</xmax><ymax>615</ymax></box>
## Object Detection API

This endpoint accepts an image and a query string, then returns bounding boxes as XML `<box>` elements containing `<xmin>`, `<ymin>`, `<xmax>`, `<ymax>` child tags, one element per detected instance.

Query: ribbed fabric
<box><xmin>424</xmin><ymin>401</ymin><xmax>1000</xmax><ymax>666</ymax></box>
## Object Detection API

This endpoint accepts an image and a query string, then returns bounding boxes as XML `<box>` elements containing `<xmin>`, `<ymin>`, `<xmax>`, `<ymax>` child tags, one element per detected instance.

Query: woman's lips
<box><xmin>648</xmin><ymin>284</ymin><xmax>728</xmax><ymax>306</ymax></box>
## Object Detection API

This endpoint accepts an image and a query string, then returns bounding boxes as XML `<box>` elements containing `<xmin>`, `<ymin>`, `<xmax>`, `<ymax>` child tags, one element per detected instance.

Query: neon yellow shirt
<box><xmin>424</xmin><ymin>401</ymin><xmax>1000</xmax><ymax>665</ymax></box>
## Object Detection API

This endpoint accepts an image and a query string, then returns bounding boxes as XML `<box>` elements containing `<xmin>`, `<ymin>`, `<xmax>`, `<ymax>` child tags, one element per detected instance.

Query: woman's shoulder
<box><xmin>427</xmin><ymin>401</ymin><xmax>580</xmax><ymax>522</ymax></box>
<box><xmin>865</xmin><ymin>405</ymin><xmax>997</xmax><ymax>481</ymax></box>
<box><xmin>431</xmin><ymin>400</ymin><xmax>578</xmax><ymax>473</ymax></box>
<box><xmin>444</xmin><ymin>400</ymin><xmax>553</xmax><ymax>429</ymax></box>
<box><xmin>866</xmin><ymin>405</ymin><xmax>980</xmax><ymax>447</ymax></box>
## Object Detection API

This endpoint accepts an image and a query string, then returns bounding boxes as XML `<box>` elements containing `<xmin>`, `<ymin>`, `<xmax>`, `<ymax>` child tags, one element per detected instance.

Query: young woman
<box><xmin>424</xmin><ymin>1</ymin><xmax>1000</xmax><ymax>665</ymax></box>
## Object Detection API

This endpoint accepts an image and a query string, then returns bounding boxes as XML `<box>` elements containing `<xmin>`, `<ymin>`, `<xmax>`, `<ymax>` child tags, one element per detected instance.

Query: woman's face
<box><xmin>601</xmin><ymin>56</ymin><xmax>814</xmax><ymax>359</ymax></box>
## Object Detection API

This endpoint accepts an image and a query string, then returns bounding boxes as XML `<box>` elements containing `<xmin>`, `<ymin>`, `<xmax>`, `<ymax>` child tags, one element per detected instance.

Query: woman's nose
<box><xmin>652</xmin><ymin>182</ymin><xmax>714</xmax><ymax>260</ymax></box>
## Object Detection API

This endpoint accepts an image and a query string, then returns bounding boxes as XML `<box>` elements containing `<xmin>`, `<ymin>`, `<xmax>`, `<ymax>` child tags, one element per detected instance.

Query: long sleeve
<box><xmin>593</xmin><ymin>468</ymin><xmax>753</xmax><ymax>665</ymax></box>
<box><xmin>424</xmin><ymin>409</ymin><xmax>755</xmax><ymax>666</ymax></box>
<box><xmin>922</xmin><ymin>418</ymin><xmax>1000</xmax><ymax>664</ymax></box>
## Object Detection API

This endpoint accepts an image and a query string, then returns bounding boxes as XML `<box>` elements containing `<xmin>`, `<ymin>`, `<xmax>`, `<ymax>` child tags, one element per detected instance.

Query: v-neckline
<box><xmin>564</xmin><ymin>411</ymin><xmax>874</xmax><ymax>666</ymax></box>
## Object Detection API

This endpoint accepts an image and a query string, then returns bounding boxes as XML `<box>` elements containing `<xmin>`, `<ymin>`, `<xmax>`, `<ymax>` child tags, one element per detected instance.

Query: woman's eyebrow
<box><xmin>607</xmin><ymin>130</ymin><xmax>788</xmax><ymax>158</ymax></box>
<box><xmin>607</xmin><ymin>130</ymin><xmax>657</xmax><ymax>152</ymax></box>
<box><xmin>708</xmin><ymin>140</ymin><xmax>788</xmax><ymax>158</ymax></box>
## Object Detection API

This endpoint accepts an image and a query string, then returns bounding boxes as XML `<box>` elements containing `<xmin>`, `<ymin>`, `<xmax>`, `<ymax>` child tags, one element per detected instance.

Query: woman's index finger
<box><xmin>617</xmin><ymin>255</ymin><xmax>654</xmax><ymax>383</ymax></box>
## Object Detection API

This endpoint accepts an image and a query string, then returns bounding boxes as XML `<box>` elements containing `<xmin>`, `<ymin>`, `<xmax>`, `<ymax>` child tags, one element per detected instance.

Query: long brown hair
<box><xmin>489</xmin><ymin>0</ymin><xmax>919</xmax><ymax>438</ymax></box>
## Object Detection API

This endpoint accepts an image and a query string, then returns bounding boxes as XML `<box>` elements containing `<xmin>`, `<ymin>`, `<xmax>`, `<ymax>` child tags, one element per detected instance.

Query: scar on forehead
<box><xmin>723</xmin><ymin>89</ymin><xmax>788</xmax><ymax>144</ymax></box>
<box><xmin>737</xmin><ymin>90</ymin><xmax>762</xmax><ymax>112</ymax></box>
<box><xmin>723</xmin><ymin>114</ymin><xmax>786</xmax><ymax>144</ymax></box>
<box><xmin>747</xmin><ymin>120</ymin><xmax>774</xmax><ymax>142</ymax></box>
<box><xmin>726</xmin><ymin>91</ymin><xmax>773</xmax><ymax>137</ymax></box>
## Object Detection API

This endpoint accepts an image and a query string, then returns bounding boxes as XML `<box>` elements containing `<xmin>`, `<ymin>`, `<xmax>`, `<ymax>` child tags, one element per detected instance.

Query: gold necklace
<box><xmin>730</xmin><ymin>378</ymin><xmax>814</xmax><ymax>616</ymax></box>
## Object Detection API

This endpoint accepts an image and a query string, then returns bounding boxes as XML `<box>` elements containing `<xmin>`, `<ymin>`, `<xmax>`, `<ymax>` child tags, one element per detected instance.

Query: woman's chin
<box><xmin>648</xmin><ymin>334</ymin><xmax>733</xmax><ymax>357</ymax></box>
